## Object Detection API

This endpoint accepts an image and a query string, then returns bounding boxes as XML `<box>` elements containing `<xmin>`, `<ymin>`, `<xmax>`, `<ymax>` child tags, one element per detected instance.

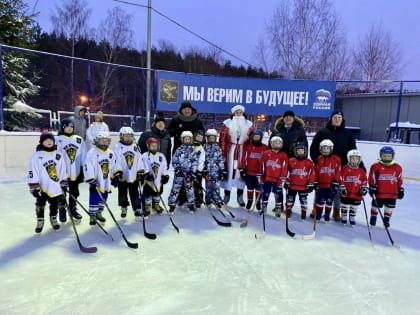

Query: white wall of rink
<box><xmin>1</xmin><ymin>131</ymin><xmax>420</xmax><ymax>180</ymax></box>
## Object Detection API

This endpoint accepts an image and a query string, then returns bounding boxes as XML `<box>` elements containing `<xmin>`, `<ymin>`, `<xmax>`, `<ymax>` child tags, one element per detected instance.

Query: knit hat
<box><xmin>179</xmin><ymin>101</ymin><xmax>194</xmax><ymax>112</ymax></box>
<box><xmin>331</xmin><ymin>110</ymin><xmax>344</xmax><ymax>118</ymax></box>
<box><xmin>95</xmin><ymin>111</ymin><xmax>104</xmax><ymax>121</ymax></box>
<box><xmin>39</xmin><ymin>133</ymin><xmax>55</xmax><ymax>144</ymax></box>
<box><xmin>154</xmin><ymin>111</ymin><xmax>166</xmax><ymax>124</ymax></box>
<box><xmin>283</xmin><ymin>110</ymin><xmax>295</xmax><ymax>118</ymax></box>
<box><xmin>231</xmin><ymin>104</ymin><xmax>245</xmax><ymax>114</ymax></box>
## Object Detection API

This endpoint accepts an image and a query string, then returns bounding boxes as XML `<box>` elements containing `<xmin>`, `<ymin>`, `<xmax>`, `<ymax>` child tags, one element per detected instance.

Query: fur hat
<box><xmin>283</xmin><ymin>110</ymin><xmax>295</xmax><ymax>118</ymax></box>
<box><xmin>231</xmin><ymin>104</ymin><xmax>245</xmax><ymax>114</ymax></box>
<box><xmin>39</xmin><ymin>133</ymin><xmax>55</xmax><ymax>144</ymax></box>
<box><xmin>154</xmin><ymin>111</ymin><xmax>166</xmax><ymax>124</ymax></box>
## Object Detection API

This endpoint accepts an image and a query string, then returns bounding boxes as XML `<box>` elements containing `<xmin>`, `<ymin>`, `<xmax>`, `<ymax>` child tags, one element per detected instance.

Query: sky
<box><xmin>23</xmin><ymin>0</ymin><xmax>420</xmax><ymax>80</ymax></box>
<box><xmin>1</xmin><ymin>139</ymin><xmax>420</xmax><ymax>314</ymax></box>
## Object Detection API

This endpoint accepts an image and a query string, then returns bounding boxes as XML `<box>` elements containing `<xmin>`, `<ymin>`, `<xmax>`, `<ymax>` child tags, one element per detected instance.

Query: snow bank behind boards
<box><xmin>1</xmin><ymin>132</ymin><xmax>420</xmax><ymax>181</ymax></box>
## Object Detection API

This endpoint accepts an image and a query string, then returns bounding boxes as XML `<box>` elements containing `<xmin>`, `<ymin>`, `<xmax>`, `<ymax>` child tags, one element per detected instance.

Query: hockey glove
<box><xmin>369</xmin><ymin>186</ymin><xmax>377</xmax><ymax>197</ymax></box>
<box><xmin>111</xmin><ymin>176</ymin><xmax>120</xmax><ymax>187</ymax></box>
<box><xmin>339</xmin><ymin>185</ymin><xmax>347</xmax><ymax>197</ymax></box>
<box><xmin>283</xmin><ymin>179</ymin><xmax>290</xmax><ymax>190</ymax></box>
<box><xmin>239</xmin><ymin>169</ymin><xmax>247</xmax><ymax>180</ymax></box>
<box><xmin>201</xmin><ymin>168</ymin><xmax>208</xmax><ymax>177</ymax></box>
<box><xmin>256</xmin><ymin>174</ymin><xmax>263</xmax><ymax>185</ymax></box>
<box><xmin>398</xmin><ymin>187</ymin><xmax>404</xmax><ymax>199</ymax></box>
<box><xmin>359</xmin><ymin>186</ymin><xmax>368</xmax><ymax>196</ymax></box>
<box><xmin>145</xmin><ymin>172</ymin><xmax>154</xmax><ymax>181</ymax></box>
<box><xmin>331</xmin><ymin>181</ymin><xmax>340</xmax><ymax>192</ymax></box>
<box><xmin>60</xmin><ymin>179</ymin><xmax>69</xmax><ymax>188</ymax></box>
<box><xmin>86</xmin><ymin>178</ymin><xmax>97</xmax><ymax>187</ymax></box>
<box><xmin>29</xmin><ymin>183</ymin><xmax>41</xmax><ymax>198</ymax></box>
<box><xmin>161</xmin><ymin>175</ymin><xmax>170</xmax><ymax>185</ymax></box>
<box><xmin>219</xmin><ymin>169</ymin><xmax>228</xmax><ymax>181</ymax></box>
<box><xmin>136</xmin><ymin>169</ymin><xmax>145</xmax><ymax>182</ymax></box>
<box><xmin>313</xmin><ymin>182</ymin><xmax>319</xmax><ymax>191</ymax></box>
<box><xmin>306</xmin><ymin>183</ymin><xmax>315</xmax><ymax>193</ymax></box>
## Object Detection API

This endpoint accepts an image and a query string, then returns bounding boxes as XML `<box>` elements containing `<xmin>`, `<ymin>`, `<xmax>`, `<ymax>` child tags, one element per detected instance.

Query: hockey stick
<box><xmin>283</xmin><ymin>188</ymin><xmax>295</xmax><ymax>238</ymax></box>
<box><xmin>240</xmin><ymin>191</ymin><xmax>261</xmax><ymax>228</ymax></box>
<box><xmin>62</xmin><ymin>187</ymin><xmax>114</xmax><ymax>241</ymax></box>
<box><xmin>302</xmin><ymin>202</ymin><xmax>317</xmax><ymax>240</ymax></box>
<box><xmin>372</xmin><ymin>194</ymin><xmax>399</xmax><ymax>248</ymax></box>
<box><xmin>205</xmin><ymin>180</ymin><xmax>236</xmax><ymax>219</ymax></box>
<box><xmin>255</xmin><ymin>208</ymin><xmax>266</xmax><ymax>239</ymax></box>
<box><xmin>361</xmin><ymin>198</ymin><xmax>374</xmax><ymax>246</ymax></box>
<box><xmin>95</xmin><ymin>186</ymin><xmax>139</xmax><ymax>249</ymax></box>
<box><xmin>136</xmin><ymin>180</ymin><xmax>157</xmax><ymax>240</ymax></box>
<box><xmin>61</xmin><ymin>189</ymin><xmax>97</xmax><ymax>253</ymax></box>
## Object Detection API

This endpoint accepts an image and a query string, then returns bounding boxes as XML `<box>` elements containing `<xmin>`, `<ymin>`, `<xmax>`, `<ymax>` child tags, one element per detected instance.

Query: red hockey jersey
<box><xmin>341</xmin><ymin>165</ymin><xmax>367</xmax><ymax>201</ymax></box>
<box><xmin>241</xmin><ymin>143</ymin><xmax>268</xmax><ymax>175</ymax></box>
<box><xmin>287</xmin><ymin>158</ymin><xmax>316</xmax><ymax>192</ymax></box>
<box><xmin>368</xmin><ymin>162</ymin><xmax>403</xmax><ymax>199</ymax></box>
<box><xmin>315</xmin><ymin>154</ymin><xmax>342</xmax><ymax>189</ymax></box>
<box><xmin>261</xmin><ymin>150</ymin><xmax>288</xmax><ymax>184</ymax></box>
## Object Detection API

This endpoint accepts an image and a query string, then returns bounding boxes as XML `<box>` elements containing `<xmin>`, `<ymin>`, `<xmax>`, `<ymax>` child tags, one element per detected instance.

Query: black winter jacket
<box><xmin>309</xmin><ymin>119</ymin><xmax>356</xmax><ymax>165</ymax></box>
<box><xmin>270</xmin><ymin>116</ymin><xmax>308</xmax><ymax>158</ymax></box>
<box><xmin>138</xmin><ymin>126</ymin><xmax>172</xmax><ymax>168</ymax></box>
<box><xmin>167</xmin><ymin>110</ymin><xmax>205</xmax><ymax>152</ymax></box>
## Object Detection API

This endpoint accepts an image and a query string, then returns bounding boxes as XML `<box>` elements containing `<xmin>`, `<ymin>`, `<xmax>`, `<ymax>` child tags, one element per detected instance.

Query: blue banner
<box><xmin>155</xmin><ymin>70</ymin><xmax>336</xmax><ymax>117</ymax></box>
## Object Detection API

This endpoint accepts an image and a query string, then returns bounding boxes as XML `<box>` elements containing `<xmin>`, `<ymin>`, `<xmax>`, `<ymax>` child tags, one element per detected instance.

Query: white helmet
<box><xmin>181</xmin><ymin>131</ymin><xmax>193</xmax><ymax>144</ymax></box>
<box><xmin>205</xmin><ymin>129</ymin><xmax>218</xmax><ymax>137</ymax></box>
<box><xmin>270</xmin><ymin>136</ymin><xmax>283</xmax><ymax>151</ymax></box>
<box><xmin>95</xmin><ymin>131</ymin><xmax>111</xmax><ymax>149</ymax></box>
<box><xmin>347</xmin><ymin>149</ymin><xmax>362</xmax><ymax>168</ymax></box>
<box><xmin>270</xmin><ymin>136</ymin><xmax>283</xmax><ymax>144</ymax></box>
<box><xmin>119</xmin><ymin>126</ymin><xmax>134</xmax><ymax>136</ymax></box>
<box><xmin>319</xmin><ymin>139</ymin><xmax>334</xmax><ymax>156</ymax></box>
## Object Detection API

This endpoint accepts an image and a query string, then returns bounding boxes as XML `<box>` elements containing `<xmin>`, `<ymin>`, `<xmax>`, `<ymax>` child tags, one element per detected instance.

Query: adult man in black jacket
<box><xmin>310</xmin><ymin>110</ymin><xmax>357</xmax><ymax>221</ymax></box>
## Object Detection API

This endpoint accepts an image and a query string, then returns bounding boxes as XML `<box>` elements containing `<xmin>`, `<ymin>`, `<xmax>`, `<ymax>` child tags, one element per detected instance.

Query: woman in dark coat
<box><xmin>270</xmin><ymin>110</ymin><xmax>308</xmax><ymax>158</ymax></box>
<box><xmin>138</xmin><ymin>112</ymin><xmax>172</xmax><ymax>168</ymax></box>
<box><xmin>167</xmin><ymin>101</ymin><xmax>205</xmax><ymax>153</ymax></box>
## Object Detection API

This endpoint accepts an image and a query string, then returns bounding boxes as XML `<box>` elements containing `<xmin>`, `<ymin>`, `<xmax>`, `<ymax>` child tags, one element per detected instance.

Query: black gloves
<box><xmin>161</xmin><ymin>175</ymin><xmax>170</xmax><ymax>184</ymax></box>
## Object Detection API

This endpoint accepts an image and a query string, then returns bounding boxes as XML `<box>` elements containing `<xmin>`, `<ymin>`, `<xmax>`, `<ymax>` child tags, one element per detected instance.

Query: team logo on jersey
<box><xmin>99</xmin><ymin>161</ymin><xmax>110</xmax><ymax>179</ymax></box>
<box><xmin>45</xmin><ymin>163</ymin><xmax>59</xmax><ymax>182</ymax></box>
<box><xmin>124</xmin><ymin>152</ymin><xmax>134</xmax><ymax>169</ymax></box>
<box><xmin>152</xmin><ymin>162</ymin><xmax>160</xmax><ymax>177</ymax></box>
<box><xmin>66</xmin><ymin>147</ymin><xmax>77</xmax><ymax>163</ymax></box>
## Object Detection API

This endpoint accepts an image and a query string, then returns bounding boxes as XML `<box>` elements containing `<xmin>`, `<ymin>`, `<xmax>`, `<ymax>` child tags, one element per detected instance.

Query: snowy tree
<box><xmin>0</xmin><ymin>0</ymin><xmax>40</xmax><ymax>130</ymax></box>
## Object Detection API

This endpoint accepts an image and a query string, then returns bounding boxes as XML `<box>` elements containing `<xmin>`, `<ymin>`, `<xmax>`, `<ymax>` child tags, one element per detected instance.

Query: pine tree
<box><xmin>0</xmin><ymin>0</ymin><xmax>40</xmax><ymax>130</ymax></box>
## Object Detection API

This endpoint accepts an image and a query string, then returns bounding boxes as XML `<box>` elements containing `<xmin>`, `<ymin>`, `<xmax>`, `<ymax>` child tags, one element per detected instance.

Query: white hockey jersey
<box><xmin>84</xmin><ymin>147</ymin><xmax>121</xmax><ymax>193</ymax></box>
<box><xmin>142</xmin><ymin>151</ymin><xmax>168</xmax><ymax>192</ymax></box>
<box><xmin>27</xmin><ymin>150</ymin><xmax>68</xmax><ymax>197</ymax></box>
<box><xmin>112</xmin><ymin>142</ymin><xmax>145</xmax><ymax>183</ymax></box>
<box><xmin>56</xmin><ymin>134</ymin><xmax>87</xmax><ymax>181</ymax></box>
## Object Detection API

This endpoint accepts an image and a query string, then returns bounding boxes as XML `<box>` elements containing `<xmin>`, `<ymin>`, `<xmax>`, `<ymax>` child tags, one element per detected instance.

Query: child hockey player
<box><xmin>284</xmin><ymin>142</ymin><xmax>316</xmax><ymax>220</ymax></box>
<box><xmin>28</xmin><ymin>133</ymin><xmax>68</xmax><ymax>233</ymax></box>
<box><xmin>314</xmin><ymin>139</ymin><xmax>342</xmax><ymax>222</ymax></box>
<box><xmin>112</xmin><ymin>127</ymin><xmax>145</xmax><ymax>219</ymax></box>
<box><xmin>192</xmin><ymin>130</ymin><xmax>206</xmax><ymax>208</ymax></box>
<box><xmin>368</xmin><ymin>146</ymin><xmax>404</xmax><ymax>228</ymax></box>
<box><xmin>260</xmin><ymin>136</ymin><xmax>288</xmax><ymax>216</ymax></box>
<box><xmin>84</xmin><ymin>131</ymin><xmax>122</xmax><ymax>225</ymax></box>
<box><xmin>141</xmin><ymin>137</ymin><xmax>169</xmax><ymax>218</ymax></box>
<box><xmin>239</xmin><ymin>129</ymin><xmax>268</xmax><ymax>210</ymax></box>
<box><xmin>168</xmin><ymin>131</ymin><xmax>200</xmax><ymax>214</ymax></box>
<box><xmin>56</xmin><ymin>118</ymin><xmax>87</xmax><ymax>223</ymax></box>
<box><xmin>340</xmin><ymin>150</ymin><xmax>368</xmax><ymax>225</ymax></box>
<box><xmin>203</xmin><ymin>129</ymin><xmax>226</xmax><ymax>207</ymax></box>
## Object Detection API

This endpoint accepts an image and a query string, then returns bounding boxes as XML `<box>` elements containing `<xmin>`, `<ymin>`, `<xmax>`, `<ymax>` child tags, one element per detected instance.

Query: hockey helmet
<box><xmin>379</xmin><ymin>146</ymin><xmax>395</xmax><ymax>163</ymax></box>
<box><xmin>119</xmin><ymin>126</ymin><xmax>134</xmax><ymax>145</ymax></box>
<box><xmin>270</xmin><ymin>136</ymin><xmax>283</xmax><ymax>151</ymax></box>
<box><xmin>294</xmin><ymin>142</ymin><xmax>308</xmax><ymax>160</ymax></box>
<box><xmin>347</xmin><ymin>149</ymin><xmax>362</xmax><ymax>168</ymax></box>
<box><xmin>95</xmin><ymin>131</ymin><xmax>111</xmax><ymax>150</ymax></box>
<box><xmin>319</xmin><ymin>139</ymin><xmax>334</xmax><ymax>156</ymax></box>
<box><xmin>205</xmin><ymin>129</ymin><xmax>218</xmax><ymax>143</ymax></box>
<box><xmin>146</xmin><ymin>137</ymin><xmax>159</xmax><ymax>153</ymax></box>
<box><xmin>181</xmin><ymin>131</ymin><xmax>193</xmax><ymax>144</ymax></box>
<box><xmin>60</xmin><ymin>118</ymin><xmax>74</xmax><ymax>135</ymax></box>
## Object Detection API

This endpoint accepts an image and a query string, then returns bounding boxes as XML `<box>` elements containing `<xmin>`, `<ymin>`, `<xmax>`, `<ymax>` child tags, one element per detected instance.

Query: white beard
<box><xmin>229</xmin><ymin>116</ymin><xmax>249</xmax><ymax>144</ymax></box>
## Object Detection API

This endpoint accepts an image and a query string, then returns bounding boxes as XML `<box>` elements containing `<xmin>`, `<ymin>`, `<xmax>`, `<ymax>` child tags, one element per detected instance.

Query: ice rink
<box><xmin>1</xmin><ymin>147</ymin><xmax>420</xmax><ymax>315</ymax></box>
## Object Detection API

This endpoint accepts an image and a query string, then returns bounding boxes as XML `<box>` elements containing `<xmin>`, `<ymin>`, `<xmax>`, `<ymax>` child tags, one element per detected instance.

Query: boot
<box><xmin>324</xmin><ymin>209</ymin><xmax>331</xmax><ymax>222</ymax></box>
<box><xmin>70</xmin><ymin>208</ymin><xmax>82</xmax><ymax>221</ymax></box>
<box><xmin>50</xmin><ymin>216</ymin><xmax>60</xmax><ymax>231</ymax></box>
<box><xmin>121</xmin><ymin>207</ymin><xmax>127</xmax><ymax>218</ymax></box>
<box><xmin>383</xmin><ymin>216</ymin><xmax>390</xmax><ymax>228</ymax></box>
<box><xmin>169</xmin><ymin>205</ymin><xmax>176</xmax><ymax>214</ymax></box>
<box><xmin>154</xmin><ymin>203</ymin><xmax>163</xmax><ymax>215</ymax></box>
<box><xmin>332</xmin><ymin>207</ymin><xmax>341</xmax><ymax>222</ymax></box>
<box><xmin>237</xmin><ymin>189</ymin><xmax>245</xmax><ymax>207</ymax></box>
<box><xmin>59</xmin><ymin>208</ymin><xmax>67</xmax><ymax>223</ymax></box>
<box><xmin>246</xmin><ymin>200</ymin><xmax>253</xmax><ymax>210</ymax></box>
<box><xmin>35</xmin><ymin>218</ymin><xmax>45</xmax><ymax>233</ymax></box>
<box><xmin>89</xmin><ymin>216</ymin><xmax>97</xmax><ymax>226</ymax></box>
<box><xmin>188</xmin><ymin>204</ymin><xmax>196</xmax><ymax>214</ymax></box>
<box><xmin>96</xmin><ymin>212</ymin><xmax>106</xmax><ymax>223</ymax></box>
<box><xmin>369</xmin><ymin>215</ymin><xmax>377</xmax><ymax>226</ymax></box>
<box><xmin>223</xmin><ymin>190</ymin><xmax>231</xmax><ymax>204</ymax></box>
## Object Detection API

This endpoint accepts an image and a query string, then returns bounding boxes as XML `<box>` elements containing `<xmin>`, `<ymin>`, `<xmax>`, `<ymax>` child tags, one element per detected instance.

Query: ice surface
<box><xmin>1</xmin><ymin>150</ymin><xmax>420</xmax><ymax>315</ymax></box>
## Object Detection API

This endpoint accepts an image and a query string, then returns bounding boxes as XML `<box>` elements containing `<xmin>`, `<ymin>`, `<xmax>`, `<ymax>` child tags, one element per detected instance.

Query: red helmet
<box><xmin>146</xmin><ymin>137</ymin><xmax>159</xmax><ymax>145</ymax></box>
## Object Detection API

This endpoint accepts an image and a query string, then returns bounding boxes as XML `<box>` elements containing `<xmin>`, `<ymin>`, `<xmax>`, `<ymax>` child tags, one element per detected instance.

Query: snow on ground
<box><xmin>1</xmin><ymin>172</ymin><xmax>420</xmax><ymax>315</ymax></box>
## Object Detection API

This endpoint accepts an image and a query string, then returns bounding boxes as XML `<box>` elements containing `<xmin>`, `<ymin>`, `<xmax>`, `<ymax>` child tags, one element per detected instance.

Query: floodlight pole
<box><xmin>393</xmin><ymin>81</ymin><xmax>403</xmax><ymax>141</ymax></box>
<box><xmin>0</xmin><ymin>46</ymin><xmax>3</xmax><ymax>130</ymax></box>
<box><xmin>145</xmin><ymin>0</ymin><xmax>152</xmax><ymax>129</ymax></box>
